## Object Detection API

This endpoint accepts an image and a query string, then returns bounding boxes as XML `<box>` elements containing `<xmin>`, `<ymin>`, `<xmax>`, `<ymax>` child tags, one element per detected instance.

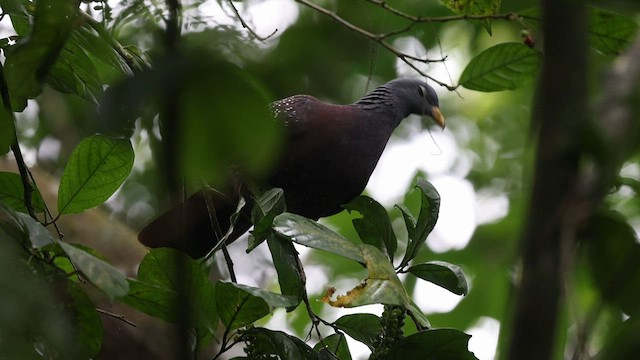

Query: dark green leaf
<box><xmin>0</xmin><ymin>63</ymin><xmax>14</xmax><ymax>155</ymax></box>
<box><xmin>58</xmin><ymin>135</ymin><xmax>134</xmax><ymax>215</ymax></box>
<box><xmin>0</xmin><ymin>171</ymin><xmax>46</xmax><ymax>213</ymax></box>
<box><xmin>59</xmin><ymin>242</ymin><xmax>129</xmax><ymax>300</ymax></box>
<box><xmin>120</xmin><ymin>279</ymin><xmax>179</xmax><ymax>323</ymax></box>
<box><xmin>334</xmin><ymin>313</ymin><xmax>382</xmax><ymax>350</ymax></box>
<box><xmin>64</xmin><ymin>279</ymin><xmax>104</xmax><ymax>359</ymax></box>
<box><xmin>46</xmin><ymin>33</ymin><xmax>102</xmax><ymax>103</ymax></box>
<box><xmin>399</xmin><ymin>179</ymin><xmax>441</xmax><ymax>268</ymax></box>
<box><xmin>273</xmin><ymin>212</ymin><xmax>364</xmax><ymax>263</ymax></box>
<box><xmin>267</xmin><ymin>233</ymin><xmax>304</xmax><ymax>310</ymax></box>
<box><xmin>344</xmin><ymin>195</ymin><xmax>397</xmax><ymax>259</ymax></box>
<box><xmin>408</xmin><ymin>261</ymin><xmax>469</xmax><ymax>296</ymax></box>
<box><xmin>441</xmin><ymin>0</ymin><xmax>501</xmax><ymax>34</ymax></box>
<box><xmin>4</xmin><ymin>0</ymin><xmax>80</xmax><ymax>110</ymax></box>
<box><xmin>216</xmin><ymin>282</ymin><xmax>269</xmax><ymax>330</ymax></box>
<box><xmin>135</xmin><ymin>248</ymin><xmax>218</xmax><ymax>345</ymax></box>
<box><xmin>588</xmin><ymin>8</ymin><xmax>638</xmax><ymax>55</ymax></box>
<box><xmin>383</xmin><ymin>329</ymin><xmax>477</xmax><ymax>359</ymax></box>
<box><xmin>586</xmin><ymin>211</ymin><xmax>640</xmax><ymax>317</ymax></box>
<box><xmin>314</xmin><ymin>333</ymin><xmax>352</xmax><ymax>360</ymax></box>
<box><xmin>459</xmin><ymin>43</ymin><xmax>541</xmax><ymax>92</ymax></box>
<box><xmin>249</xmin><ymin>188</ymin><xmax>286</xmax><ymax>251</ymax></box>
<box><xmin>242</xmin><ymin>327</ymin><xmax>318</xmax><ymax>360</ymax></box>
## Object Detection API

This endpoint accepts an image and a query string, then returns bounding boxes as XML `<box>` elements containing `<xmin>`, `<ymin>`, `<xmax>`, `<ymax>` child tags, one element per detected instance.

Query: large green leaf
<box><xmin>0</xmin><ymin>172</ymin><xmax>46</xmax><ymax>213</ymax></box>
<box><xmin>59</xmin><ymin>242</ymin><xmax>129</xmax><ymax>300</ymax></box>
<box><xmin>334</xmin><ymin>313</ymin><xmax>382</xmax><ymax>350</ymax></box>
<box><xmin>459</xmin><ymin>43</ymin><xmax>541</xmax><ymax>92</ymax></box>
<box><xmin>383</xmin><ymin>329</ymin><xmax>477</xmax><ymax>359</ymax></box>
<box><xmin>314</xmin><ymin>333</ymin><xmax>352</xmax><ymax>360</ymax></box>
<box><xmin>322</xmin><ymin>245</ymin><xmax>411</xmax><ymax>308</ymax></box>
<box><xmin>4</xmin><ymin>0</ymin><xmax>80</xmax><ymax>111</ymax></box>
<box><xmin>132</xmin><ymin>248</ymin><xmax>218</xmax><ymax>346</ymax></box>
<box><xmin>46</xmin><ymin>33</ymin><xmax>102</xmax><ymax>104</ymax></box>
<box><xmin>408</xmin><ymin>261</ymin><xmax>469</xmax><ymax>296</ymax></box>
<box><xmin>588</xmin><ymin>8</ymin><xmax>638</xmax><ymax>55</ymax></box>
<box><xmin>273</xmin><ymin>212</ymin><xmax>365</xmax><ymax>263</ymax></box>
<box><xmin>241</xmin><ymin>327</ymin><xmax>318</xmax><ymax>360</ymax></box>
<box><xmin>216</xmin><ymin>281</ymin><xmax>298</xmax><ymax>330</ymax></box>
<box><xmin>344</xmin><ymin>195</ymin><xmax>397</xmax><ymax>259</ymax></box>
<box><xmin>58</xmin><ymin>135</ymin><xmax>134</xmax><ymax>215</ymax></box>
<box><xmin>120</xmin><ymin>279</ymin><xmax>179</xmax><ymax>323</ymax></box>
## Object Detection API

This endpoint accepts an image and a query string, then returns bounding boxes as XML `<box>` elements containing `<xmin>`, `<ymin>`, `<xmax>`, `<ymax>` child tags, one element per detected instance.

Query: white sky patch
<box><xmin>367</xmin><ymin>129</ymin><xmax>458</xmax><ymax>207</ymax></box>
<box><xmin>412</xmin><ymin>279</ymin><xmax>463</xmax><ymax>313</ymax></box>
<box><xmin>466</xmin><ymin>317</ymin><xmax>500</xmax><ymax>360</ymax></box>
<box><xmin>428</xmin><ymin>176</ymin><xmax>476</xmax><ymax>252</ymax></box>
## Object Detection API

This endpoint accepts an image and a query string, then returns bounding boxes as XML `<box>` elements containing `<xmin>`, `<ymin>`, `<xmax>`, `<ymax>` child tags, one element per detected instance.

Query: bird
<box><xmin>138</xmin><ymin>78</ymin><xmax>445</xmax><ymax>258</ymax></box>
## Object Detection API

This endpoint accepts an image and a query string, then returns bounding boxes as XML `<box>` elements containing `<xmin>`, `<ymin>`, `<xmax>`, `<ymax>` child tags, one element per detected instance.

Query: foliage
<box><xmin>0</xmin><ymin>0</ymin><xmax>639</xmax><ymax>359</ymax></box>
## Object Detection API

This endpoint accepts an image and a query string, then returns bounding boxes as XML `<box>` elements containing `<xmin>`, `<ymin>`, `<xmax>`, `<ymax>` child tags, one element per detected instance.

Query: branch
<box><xmin>366</xmin><ymin>0</ymin><xmax>520</xmax><ymax>23</ymax></box>
<box><xmin>295</xmin><ymin>0</ymin><xmax>456</xmax><ymax>90</ymax></box>
<box><xmin>226</xmin><ymin>0</ymin><xmax>277</xmax><ymax>41</ymax></box>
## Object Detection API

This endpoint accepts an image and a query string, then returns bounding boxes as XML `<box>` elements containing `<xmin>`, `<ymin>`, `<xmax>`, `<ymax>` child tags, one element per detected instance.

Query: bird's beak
<box><xmin>431</xmin><ymin>107</ymin><xmax>445</xmax><ymax>129</ymax></box>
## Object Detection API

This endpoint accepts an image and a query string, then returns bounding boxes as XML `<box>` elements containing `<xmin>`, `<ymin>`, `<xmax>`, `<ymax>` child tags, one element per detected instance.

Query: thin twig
<box><xmin>96</xmin><ymin>308</ymin><xmax>138</xmax><ymax>327</ymax></box>
<box><xmin>366</xmin><ymin>0</ymin><xmax>520</xmax><ymax>23</ymax></box>
<box><xmin>226</xmin><ymin>0</ymin><xmax>277</xmax><ymax>41</ymax></box>
<box><xmin>295</xmin><ymin>0</ymin><xmax>456</xmax><ymax>90</ymax></box>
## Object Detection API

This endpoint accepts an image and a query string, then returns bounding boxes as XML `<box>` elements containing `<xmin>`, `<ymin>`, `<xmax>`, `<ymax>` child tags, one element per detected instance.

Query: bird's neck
<box><xmin>351</xmin><ymin>86</ymin><xmax>408</xmax><ymax>128</ymax></box>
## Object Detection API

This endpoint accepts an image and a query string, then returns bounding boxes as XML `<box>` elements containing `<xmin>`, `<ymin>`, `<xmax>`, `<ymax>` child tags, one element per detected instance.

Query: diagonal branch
<box><xmin>295</xmin><ymin>0</ymin><xmax>456</xmax><ymax>90</ymax></box>
<box><xmin>226</xmin><ymin>0</ymin><xmax>277</xmax><ymax>41</ymax></box>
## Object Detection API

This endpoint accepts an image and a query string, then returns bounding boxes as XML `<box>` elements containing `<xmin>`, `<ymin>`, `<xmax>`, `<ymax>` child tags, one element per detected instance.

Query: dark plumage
<box><xmin>139</xmin><ymin>78</ymin><xmax>444</xmax><ymax>258</ymax></box>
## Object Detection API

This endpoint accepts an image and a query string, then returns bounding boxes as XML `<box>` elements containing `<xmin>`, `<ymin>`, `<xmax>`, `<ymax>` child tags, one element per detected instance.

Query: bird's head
<box><xmin>387</xmin><ymin>78</ymin><xmax>445</xmax><ymax>129</ymax></box>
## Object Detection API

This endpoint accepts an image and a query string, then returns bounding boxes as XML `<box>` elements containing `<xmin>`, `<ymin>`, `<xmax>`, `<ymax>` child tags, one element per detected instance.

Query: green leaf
<box><xmin>0</xmin><ymin>64</ymin><xmax>15</xmax><ymax>155</ymax></box>
<box><xmin>322</xmin><ymin>245</ymin><xmax>411</xmax><ymax>308</ymax></box>
<box><xmin>344</xmin><ymin>195</ymin><xmax>397</xmax><ymax>259</ymax></box>
<box><xmin>0</xmin><ymin>171</ymin><xmax>46</xmax><ymax>213</ymax></box>
<box><xmin>273</xmin><ymin>212</ymin><xmax>365</xmax><ymax>263</ymax></box>
<box><xmin>64</xmin><ymin>279</ymin><xmax>104</xmax><ymax>359</ymax></box>
<box><xmin>334</xmin><ymin>313</ymin><xmax>382</xmax><ymax>350</ymax></box>
<box><xmin>249</xmin><ymin>187</ymin><xmax>286</xmax><ymax>251</ymax></box>
<box><xmin>58</xmin><ymin>135</ymin><xmax>134</xmax><ymax>215</ymax></box>
<box><xmin>267</xmin><ymin>233</ymin><xmax>304</xmax><ymax>310</ymax></box>
<box><xmin>0</xmin><ymin>200</ymin><xmax>53</xmax><ymax>248</ymax></box>
<box><xmin>588</xmin><ymin>8</ymin><xmax>638</xmax><ymax>55</ymax></box>
<box><xmin>399</xmin><ymin>179</ymin><xmax>441</xmax><ymax>268</ymax></box>
<box><xmin>408</xmin><ymin>261</ymin><xmax>469</xmax><ymax>296</ymax></box>
<box><xmin>4</xmin><ymin>0</ymin><xmax>80</xmax><ymax>111</ymax></box>
<box><xmin>46</xmin><ymin>32</ymin><xmax>102</xmax><ymax>104</ymax></box>
<box><xmin>59</xmin><ymin>242</ymin><xmax>129</xmax><ymax>300</ymax></box>
<box><xmin>459</xmin><ymin>43</ymin><xmax>541</xmax><ymax>92</ymax></box>
<box><xmin>383</xmin><ymin>329</ymin><xmax>477</xmax><ymax>359</ymax></box>
<box><xmin>314</xmin><ymin>333</ymin><xmax>352</xmax><ymax>360</ymax></box>
<box><xmin>586</xmin><ymin>211</ymin><xmax>640</xmax><ymax>317</ymax></box>
<box><xmin>134</xmin><ymin>248</ymin><xmax>218</xmax><ymax>346</ymax></box>
<box><xmin>241</xmin><ymin>327</ymin><xmax>318</xmax><ymax>360</ymax></box>
<box><xmin>120</xmin><ymin>279</ymin><xmax>179</xmax><ymax>323</ymax></box>
<box><xmin>441</xmin><ymin>0</ymin><xmax>501</xmax><ymax>34</ymax></box>
<box><xmin>216</xmin><ymin>281</ymin><xmax>298</xmax><ymax>330</ymax></box>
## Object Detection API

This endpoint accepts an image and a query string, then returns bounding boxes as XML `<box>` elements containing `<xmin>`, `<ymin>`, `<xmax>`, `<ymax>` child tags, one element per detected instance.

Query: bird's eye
<box><xmin>417</xmin><ymin>86</ymin><xmax>425</xmax><ymax>97</ymax></box>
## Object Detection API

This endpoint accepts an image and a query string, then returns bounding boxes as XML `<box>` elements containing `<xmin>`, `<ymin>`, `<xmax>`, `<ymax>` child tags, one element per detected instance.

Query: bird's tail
<box><xmin>138</xmin><ymin>184</ymin><xmax>253</xmax><ymax>259</ymax></box>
